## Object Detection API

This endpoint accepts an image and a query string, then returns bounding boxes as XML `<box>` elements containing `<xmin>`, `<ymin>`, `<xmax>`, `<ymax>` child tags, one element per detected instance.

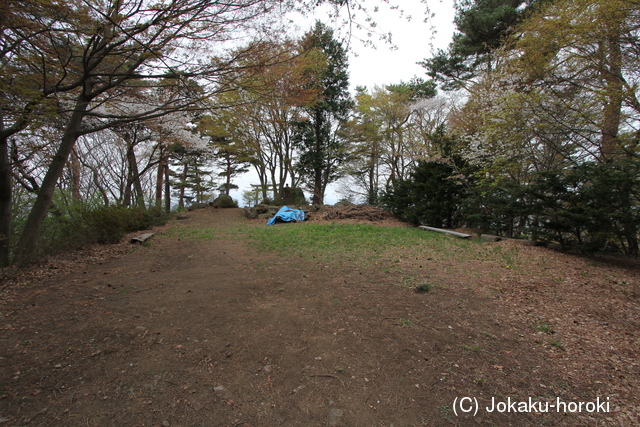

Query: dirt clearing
<box><xmin>1</xmin><ymin>207</ymin><xmax>639</xmax><ymax>426</ymax></box>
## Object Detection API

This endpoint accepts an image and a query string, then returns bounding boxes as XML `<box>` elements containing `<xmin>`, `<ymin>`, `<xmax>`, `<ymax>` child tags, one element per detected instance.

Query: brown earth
<box><xmin>1</xmin><ymin>207</ymin><xmax>639</xmax><ymax>426</ymax></box>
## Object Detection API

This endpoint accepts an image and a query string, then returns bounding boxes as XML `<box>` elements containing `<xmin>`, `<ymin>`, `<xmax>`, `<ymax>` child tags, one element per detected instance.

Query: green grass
<box><xmin>167</xmin><ymin>221</ymin><xmax>523</xmax><ymax>277</ymax></box>
<box><xmin>537</xmin><ymin>322</ymin><xmax>554</xmax><ymax>334</ymax></box>
<box><xmin>398</xmin><ymin>317</ymin><xmax>411</xmax><ymax>326</ymax></box>
<box><xmin>462</xmin><ymin>343</ymin><xmax>481</xmax><ymax>352</ymax></box>
<box><xmin>548</xmin><ymin>339</ymin><xmax>565</xmax><ymax>351</ymax></box>
<box><xmin>414</xmin><ymin>283</ymin><xmax>432</xmax><ymax>293</ymax></box>
<box><xmin>237</xmin><ymin>223</ymin><xmax>457</xmax><ymax>265</ymax></box>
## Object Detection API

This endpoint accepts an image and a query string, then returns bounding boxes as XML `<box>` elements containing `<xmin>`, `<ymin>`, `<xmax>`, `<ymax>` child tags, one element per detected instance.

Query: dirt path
<box><xmin>1</xmin><ymin>208</ymin><xmax>639</xmax><ymax>426</ymax></box>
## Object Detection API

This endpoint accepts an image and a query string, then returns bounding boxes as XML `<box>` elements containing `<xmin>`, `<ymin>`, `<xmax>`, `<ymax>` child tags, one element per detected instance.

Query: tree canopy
<box><xmin>293</xmin><ymin>21</ymin><xmax>353</xmax><ymax>205</ymax></box>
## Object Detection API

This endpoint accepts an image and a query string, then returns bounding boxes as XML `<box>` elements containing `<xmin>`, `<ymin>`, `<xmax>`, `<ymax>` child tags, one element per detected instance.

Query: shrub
<box><xmin>382</xmin><ymin>160</ymin><xmax>468</xmax><ymax>228</ymax></box>
<box><xmin>467</xmin><ymin>159</ymin><xmax>640</xmax><ymax>255</ymax></box>
<box><xmin>212</xmin><ymin>194</ymin><xmax>238</xmax><ymax>208</ymax></box>
<box><xmin>32</xmin><ymin>204</ymin><xmax>168</xmax><ymax>258</ymax></box>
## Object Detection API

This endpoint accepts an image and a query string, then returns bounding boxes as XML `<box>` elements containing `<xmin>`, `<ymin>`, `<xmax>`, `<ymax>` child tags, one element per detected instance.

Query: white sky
<box><xmin>231</xmin><ymin>0</ymin><xmax>457</xmax><ymax>205</ymax></box>
<box><xmin>342</xmin><ymin>1</ymin><xmax>457</xmax><ymax>90</ymax></box>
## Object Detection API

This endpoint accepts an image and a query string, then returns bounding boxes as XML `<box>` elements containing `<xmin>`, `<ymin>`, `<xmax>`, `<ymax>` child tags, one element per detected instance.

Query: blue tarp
<box><xmin>267</xmin><ymin>206</ymin><xmax>305</xmax><ymax>225</ymax></box>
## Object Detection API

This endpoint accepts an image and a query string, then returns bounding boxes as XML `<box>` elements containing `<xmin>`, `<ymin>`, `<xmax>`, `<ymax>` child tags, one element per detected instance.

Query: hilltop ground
<box><xmin>1</xmin><ymin>207</ymin><xmax>639</xmax><ymax>426</ymax></box>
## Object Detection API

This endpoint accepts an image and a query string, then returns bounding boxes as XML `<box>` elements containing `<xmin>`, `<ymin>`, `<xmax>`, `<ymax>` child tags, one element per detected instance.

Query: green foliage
<box><xmin>529</xmin><ymin>160</ymin><xmax>640</xmax><ymax>254</ymax></box>
<box><xmin>422</xmin><ymin>0</ymin><xmax>539</xmax><ymax>90</ymax></box>
<box><xmin>27</xmin><ymin>203</ymin><xmax>168</xmax><ymax>258</ymax></box>
<box><xmin>169</xmin><ymin>143</ymin><xmax>216</xmax><ymax>205</ymax></box>
<box><xmin>414</xmin><ymin>283</ymin><xmax>432</xmax><ymax>293</ymax></box>
<box><xmin>464</xmin><ymin>178</ymin><xmax>530</xmax><ymax>238</ymax></box>
<box><xmin>386</xmin><ymin>77</ymin><xmax>437</xmax><ymax>101</ymax></box>
<box><xmin>294</xmin><ymin>21</ymin><xmax>353</xmax><ymax>204</ymax></box>
<box><xmin>77</xmin><ymin>206</ymin><xmax>167</xmax><ymax>244</ymax></box>
<box><xmin>467</xmin><ymin>159</ymin><xmax>640</xmax><ymax>254</ymax></box>
<box><xmin>212</xmin><ymin>194</ymin><xmax>238</xmax><ymax>208</ymax></box>
<box><xmin>242</xmin><ymin>188</ymin><xmax>263</xmax><ymax>207</ymax></box>
<box><xmin>382</xmin><ymin>160</ymin><xmax>468</xmax><ymax>228</ymax></box>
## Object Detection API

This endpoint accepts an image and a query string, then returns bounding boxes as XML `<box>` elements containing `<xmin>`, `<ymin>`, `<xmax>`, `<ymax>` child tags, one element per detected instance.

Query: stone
<box><xmin>327</xmin><ymin>408</ymin><xmax>344</xmax><ymax>426</ymax></box>
<box><xmin>243</xmin><ymin>207</ymin><xmax>258</xmax><ymax>219</ymax></box>
<box><xmin>187</xmin><ymin>202</ymin><xmax>207</xmax><ymax>211</ymax></box>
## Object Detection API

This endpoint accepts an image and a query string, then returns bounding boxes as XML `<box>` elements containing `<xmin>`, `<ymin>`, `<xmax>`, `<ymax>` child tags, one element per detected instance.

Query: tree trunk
<box><xmin>13</xmin><ymin>91</ymin><xmax>92</xmax><ymax>266</ymax></box>
<box><xmin>123</xmin><ymin>166</ymin><xmax>133</xmax><ymax>207</ymax></box>
<box><xmin>155</xmin><ymin>148</ymin><xmax>165</xmax><ymax>208</ymax></box>
<box><xmin>69</xmin><ymin>146</ymin><xmax>82</xmax><ymax>201</ymax></box>
<box><xmin>600</xmin><ymin>25</ymin><xmax>623</xmax><ymax>160</ymax></box>
<box><xmin>312</xmin><ymin>109</ymin><xmax>324</xmax><ymax>205</ymax></box>
<box><xmin>127</xmin><ymin>146</ymin><xmax>145</xmax><ymax>208</ymax></box>
<box><xmin>0</xmin><ymin>133</ymin><xmax>12</xmax><ymax>267</ymax></box>
<box><xmin>164</xmin><ymin>162</ymin><xmax>170</xmax><ymax>213</ymax></box>
<box><xmin>179</xmin><ymin>163</ymin><xmax>188</xmax><ymax>209</ymax></box>
<box><xmin>224</xmin><ymin>152</ymin><xmax>232</xmax><ymax>196</ymax></box>
<box><xmin>89</xmin><ymin>164</ymin><xmax>110</xmax><ymax>207</ymax></box>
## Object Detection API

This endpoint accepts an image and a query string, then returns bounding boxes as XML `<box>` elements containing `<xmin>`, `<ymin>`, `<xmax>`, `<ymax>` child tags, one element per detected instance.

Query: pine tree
<box><xmin>422</xmin><ymin>0</ymin><xmax>541</xmax><ymax>90</ymax></box>
<box><xmin>294</xmin><ymin>21</ymin><xmax>353</xmax><ymax>205</ymax></box>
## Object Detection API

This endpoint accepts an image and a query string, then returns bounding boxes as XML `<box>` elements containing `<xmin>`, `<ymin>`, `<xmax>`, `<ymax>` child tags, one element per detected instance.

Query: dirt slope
<box><xmin>1</xmin><ymin>208</ymin><xmax>638</xmax><ymax>426</ymax></box>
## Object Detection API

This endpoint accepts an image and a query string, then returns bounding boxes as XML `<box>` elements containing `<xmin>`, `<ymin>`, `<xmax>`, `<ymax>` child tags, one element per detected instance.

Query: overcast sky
<box><xmin>285</xmin><ymin>0</ymin><xmax>457</xmax><ymax>90</ymax></box>
<box><xmin>343</xmin><ymin>1</ymin><xmax>457</xmax><ymax>90</ymax></box>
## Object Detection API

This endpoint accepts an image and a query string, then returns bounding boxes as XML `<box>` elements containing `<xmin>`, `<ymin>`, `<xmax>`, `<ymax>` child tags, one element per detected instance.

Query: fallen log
<box><xmin>130</xmin><ymin>233</ymin><xmax>154</xmax><ymax>244</ymax></box>
<box><xmin>418</xmin><ymin>226</ymin><xmax>472</xmax><ymax>239</ymax></box>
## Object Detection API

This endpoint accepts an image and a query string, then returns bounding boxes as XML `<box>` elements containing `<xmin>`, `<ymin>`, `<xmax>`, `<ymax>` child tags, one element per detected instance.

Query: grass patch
<box><xmin>398</xmin><ymin>317</ymin><xmax>411</xmax><ymax>326</ymax></box>
<box><xmin>462</xmin><ymin>343</ymin><xmax>481</xmax><ymax>352</ymax></box>
<box><xmin>414</xmin><ymin>283</ymin><xmax>432</xmax><ymax>293</ymax></box>
<box><xmin>537</xmin><ymin>322</ymin><xmax>554</xmax><ymax>334</ymax></box>
<box><xmin>548</xmin><ymin>339</ymin><xmax>565</xmax><ymax>351</ymax></box>
<box><xmin>238</xmin><ymin>223</ymin><xmax>458</xmax><ymax>265</ymax></box>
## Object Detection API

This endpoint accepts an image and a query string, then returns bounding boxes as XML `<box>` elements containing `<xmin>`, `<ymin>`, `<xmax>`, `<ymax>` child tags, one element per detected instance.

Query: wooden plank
<box><xmin>130</xmin><ymin>233</ymin><xmax>154</xmax><ymax>244</ymax></box>
<box><xmin>418</xmin><ymin>226</ymin><xmax>473</xmax><ymax>239</ymax></box>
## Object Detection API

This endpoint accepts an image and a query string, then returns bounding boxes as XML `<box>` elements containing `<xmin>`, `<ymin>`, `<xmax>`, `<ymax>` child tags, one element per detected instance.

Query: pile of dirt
<box><xmin>309</xmin><ymin>204</ymin><xmax>399</xmax><ymax>223</ymax></box>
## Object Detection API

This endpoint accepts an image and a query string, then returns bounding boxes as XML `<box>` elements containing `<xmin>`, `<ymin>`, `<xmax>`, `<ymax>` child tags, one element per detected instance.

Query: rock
<box><xmin>187</xmin><ymin>202</ymin><xmax>207</xmax><ymax>211</ymax></box>
<box><xmin>328</xmin><ymin>408</ymin><xmax>344</xmax><ymax>426</ymax></box>
<box><xmin>213</xmin><ymin>385</ymin><xmax>225</xmax><ymax>392</ymax></box>
<box><xmin>212</xmin><ymin>195</ymin><xmax>237</xmax><ymax>208</ymax></box>
<box><xmin>243</xmin><ymin>207</ymin><xmax>258</xmax><ymax>219</ymax></box>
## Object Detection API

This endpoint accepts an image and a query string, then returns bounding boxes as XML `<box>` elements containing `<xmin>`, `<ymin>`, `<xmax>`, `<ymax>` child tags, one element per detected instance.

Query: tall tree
<box><xmin>197</xmin><ymin>114</ymin><xmax>251</xmax><ymax>198</ymax></box>
<box><xmin>216</xmin><ymin>39</ymin><xmax>321</xmax><ymax>203</ymax></box>
<box><xmin>422</xmin><ymin>0</ymin><xmax>540</xmax><ymax>91</ymax></box>
<box><xmin>1</xmin><ymin>0</ymin><xmax>432</xmax><ymax>266</ymax></box>
<box><xmin>294</xmin><ymin>22</ymin><xmax>353</xmax><ymax>205</ymax></box>
<box><xmin>3</xmin><ymin>0</ymin><xmax>303</xmax><ymax>266</ymax></box>
<box><xmin>340</xmin><ymin>80</ymin><xmax>440</xmax><ymax>203</ymax></box>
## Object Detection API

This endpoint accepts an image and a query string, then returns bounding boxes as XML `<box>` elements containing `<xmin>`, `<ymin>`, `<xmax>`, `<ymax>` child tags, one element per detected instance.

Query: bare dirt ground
<box><xmin>1</xmin><ymin>207</ymin><xmax>639</xmax><ymax>426</ymax></box>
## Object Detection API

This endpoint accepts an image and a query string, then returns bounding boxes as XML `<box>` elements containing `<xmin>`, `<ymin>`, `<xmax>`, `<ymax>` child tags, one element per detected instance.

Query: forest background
<box><xmin>2</xmin><ymin>0</ymin><xmax>640</xmax><ymax>267</ymax></box>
